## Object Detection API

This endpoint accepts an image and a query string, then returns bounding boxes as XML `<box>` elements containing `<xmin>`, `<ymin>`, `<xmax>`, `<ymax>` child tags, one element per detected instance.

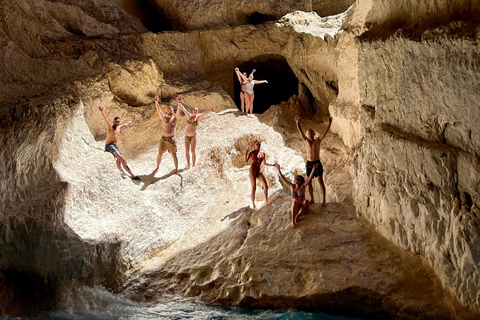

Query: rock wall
<box><xmin>313</xmin><ymin>0</ymin><xmax>354</xmax><ymax>17</ymax></box>
<box><xmin>148</xmin><ymin>0</ymin><xmax>311</xmax><ymax>31</ymax></box>
<box><xmin>0</xmin><ymin>92</ymin><xmax>126</xmax><ymax>315</ymax></box>
<box><xmin>126</xmin><ymin>201</ymin><xmax>476</xmax><ymax>319</ymax></box>
<box><xmin>351</xmin><ymin>24</ymin><xmax>480</xmax><ymax>311</ymax></box>
<box><xmin>348</xmin><ymin>0</ymin><xmax>480</xmax><ymax>35</ymax></box>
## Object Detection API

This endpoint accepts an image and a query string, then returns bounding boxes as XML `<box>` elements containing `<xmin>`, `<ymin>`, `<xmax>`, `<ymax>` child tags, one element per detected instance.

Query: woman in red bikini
<box><xmin>178</xmin><ymin>95</ymin><xmax>215</xmax><ymax>169</ymax></box>
<box><xmin>275</xmin><ymin>162</ymin><xmax>319</xmax><ymax>228</ymax></box>
<box><xmin>245</xmin><ymin>140</ymin><xmax>275</xmax><ymax>209</ymax></box>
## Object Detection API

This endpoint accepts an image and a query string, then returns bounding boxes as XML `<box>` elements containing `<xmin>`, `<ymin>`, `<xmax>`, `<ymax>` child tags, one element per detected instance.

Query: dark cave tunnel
<box><xmin>119</xmin><ymin>0</ymin><xmax>173</xmax><ymax>32</ymax></box>
<box><xmin>233</xmin><ymin>55</ymin><xmax>299</xmax><ymax>114</ymax></box>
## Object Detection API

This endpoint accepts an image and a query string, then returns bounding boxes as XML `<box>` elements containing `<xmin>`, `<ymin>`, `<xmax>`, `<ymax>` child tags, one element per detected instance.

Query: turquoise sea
<box><xmin>2</xmin><ymin>287</ymin><xmax>364</xmax><ymax>320</ymax></box>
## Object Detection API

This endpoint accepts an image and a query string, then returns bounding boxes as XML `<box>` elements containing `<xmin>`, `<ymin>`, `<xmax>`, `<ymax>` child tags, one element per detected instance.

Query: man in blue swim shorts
<box><xmin>99</xmin><ymin>106</ymin><xmax>141</xmax><ymax>181</ymax></box>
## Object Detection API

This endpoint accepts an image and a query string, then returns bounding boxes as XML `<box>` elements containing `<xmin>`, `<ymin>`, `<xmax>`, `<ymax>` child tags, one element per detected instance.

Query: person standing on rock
<box><xmin>295</xmin><ymin>115</ymin><xmax>333</xmax><ymax>206</ymax></box>
<box><xmin>234</xmin><ymin>68</ymin><xmax>248</xmax><ymax>113</ymax></box>
<box><xmin>152</xmin><ymin>95</ymin><xmax>181</xmax><ymax>175</ymax></box>
<box><xmin>235</xmin><ymin>68</ymin><xmax>268</xmax><ymax>117</ymax></box>
<box><xmin>245</xmin><ymin>140</ymin><xmax>275</xmax><ymax>209</ymax></box>
<box><xmin>98</xmin><ymin>106</ymin><xmax>141</xmax><ymax>181</ymax></box>
<box><xmin>275</xmin><ymin>162</ymin><xmax>319</xmax><ymax>228</ymax></box>
<box><xmin>178</xmin><ymin>95</ymin><xmax>216</xmax><ymax>169</ymax></box>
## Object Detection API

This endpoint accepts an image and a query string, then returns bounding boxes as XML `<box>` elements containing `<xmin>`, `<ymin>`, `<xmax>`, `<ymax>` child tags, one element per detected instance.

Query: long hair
<box><xmin>295</xmin><ymin>175</ymin><xmax>305</xmax><ymax>184</ymax></box>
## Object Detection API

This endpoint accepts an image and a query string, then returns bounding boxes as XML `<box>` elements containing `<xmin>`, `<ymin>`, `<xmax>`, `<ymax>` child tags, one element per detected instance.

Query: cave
<box><xmin>247</xmin><ymin>12</ymin><xmax>276</xmax><ymax>25</ymax></box>
<box><xmin>233</xmin><ymin>55</ymin><xmax>298</xmax><ymax>114</ymax></box>
<box><xmin>2</xmin><ymin>0</ymin><xmax>480</xmax><ymax>318</ymax></box>
<box><xmin>117</xmin><ymin>0</ymin><xmax>173</xmax><ymax>32</ymax></box>
<box><xmin>301</xmin><ymin>83</ymin><xmax>318</xmax><ymax>115</ymax></box>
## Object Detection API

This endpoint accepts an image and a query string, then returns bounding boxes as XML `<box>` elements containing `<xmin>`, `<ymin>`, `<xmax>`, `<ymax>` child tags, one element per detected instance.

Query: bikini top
<box><xmin>252</xmin><ymin>152</ymin><xmax>264</xmax><ymax>161</ymax></box>
<box><xmin>291</xmin><ymin>189</ymin><xmax>305</xmax><ymax>198</ymax></box>
<box><xmin>188</xmin><ymin>116</ymin><xmax>198</xmax><ymax>126</ymax></box>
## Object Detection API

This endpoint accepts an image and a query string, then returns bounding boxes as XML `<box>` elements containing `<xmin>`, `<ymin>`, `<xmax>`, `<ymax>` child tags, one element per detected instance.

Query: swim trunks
<box><xmin>159</xmin><ymin>136</ymin><xmax>177</xmax><ymax>153</ymax></box>
<box><xmin>105</xmin><ymin>144</ymin><xmax>122</xmax><ymax>157</ymax></box>
<box><xmin>306</xmin><ymin>160</ymin><xmax>324</xmax><ymax>178</ymax></box>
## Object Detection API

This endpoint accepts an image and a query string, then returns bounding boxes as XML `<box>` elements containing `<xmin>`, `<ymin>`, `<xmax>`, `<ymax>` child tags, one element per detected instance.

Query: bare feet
<box><xmin>292</xmin><ymin>223</ymin><xmax>296</xmax><ymax>229</ymax></box>
<box><xmin>321</xmin><ymin>202</ymin><xmax>326</xmax><ymax>207</ymax></box>
<box><xmin>253</xmin><ymin>204</ymin><xmax>257</xmax><ymax>210</ymax></box>
<box><xmin>264</xmin><ymin>200</ymin><xmax>272</xmax><ymax>206</ymax></box>
<box><xmin>173</xmin><ymin>169</ymin><xmax>178</xmax><ymax>174</ymax></box>
<box><xmin>152</xmin><ymin>168</ymin><xmax>158</xmax><ymax>175</ymax></box>
<box><xmin>184</xmin><ymin>165</ymin><xmax>190</xmax><ymax>170</ymax></box>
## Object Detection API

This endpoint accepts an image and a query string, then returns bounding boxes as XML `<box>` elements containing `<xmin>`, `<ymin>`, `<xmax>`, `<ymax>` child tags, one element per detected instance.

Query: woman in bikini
<box><xmin>245</xmin><ymin>140</ymin><xmax>274</xmax><ymax>209</ymax></box>
<box><xmin>234</xmin><ymin>68</ymin><xmax>248</xmax><ymax>113</ymax></box>
<box><xmin>275</xmin><ymin>162</ymin><xmax>319</xmax><ymax>228</ymax></box>
<box><xmin>236</xmin><ymin>68</ymin><xmax>268</xmax><ymax>117</ymax></box>
<box><xmin>178</xmin><ymin>95</ymin><xmax>215</xmax><ymax>169</ymax></box>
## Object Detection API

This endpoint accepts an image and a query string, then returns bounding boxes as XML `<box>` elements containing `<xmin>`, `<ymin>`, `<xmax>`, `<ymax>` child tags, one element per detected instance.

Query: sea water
<box><xmin>3</xmin><ymin>287</ymin><xmax>364</xmax><ymax>320</ymax></box>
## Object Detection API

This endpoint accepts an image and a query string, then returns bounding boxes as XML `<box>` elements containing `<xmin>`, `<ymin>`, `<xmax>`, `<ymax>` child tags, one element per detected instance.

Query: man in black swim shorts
<box><xmin>295</xmin><ymin>115</ymin><xmax>332</xmax><ymax>206</ymax></box>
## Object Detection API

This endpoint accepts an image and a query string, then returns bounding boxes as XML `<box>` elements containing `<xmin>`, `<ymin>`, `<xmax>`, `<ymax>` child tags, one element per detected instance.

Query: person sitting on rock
<box><xmin>295</xmin><ymin>115</ymin><xmax>332</xmax><ymax>206</ymax></box>
<box><xmin>178</xmin><ymin>95</ymin><xmax>215</xmax><ymax>170</ymax></box>
<box><xmin>235</xmin><ymin>68</ymin><xmax>268</xmax><ymax>117</ymax></box>
<box><xmin>234</xmin><ymin>68</ymin><xmax>248</xmax><ymax>113</ymax></box>
<box><xmin>152</xmin><ymin>95</ymin><xmax>181</xmax><ymax>175</ymax></box>
<box><xmin>98</xmin><ymin>106</ymin><xmax>141</xmax><ymax>181</ymax></box>
<box><xmin>275</xmin><ymin>162</ymin><xmax>318</xmax><ymax>228</ymax></box>
<box><xmin>245</xmin><ymin>140</ymin><xmax>274</xmax><ymax>209</ymax></box>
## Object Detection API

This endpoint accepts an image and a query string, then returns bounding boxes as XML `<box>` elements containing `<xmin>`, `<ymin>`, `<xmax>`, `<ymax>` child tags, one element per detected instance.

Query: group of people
<box><xmin>234</xmin><ymin>67</ymin><xmax>268</xmax><ymax>116</ymax></box>
<box><xmin>245</xmin><ymin>115</ymin><xmax>332</xmax><ymax>227</ymax></box>
<box><xmin>98</xmin><ymin>95</ymin><xmax>214</xmax><ymax>180</ymax></box>
<box><xmin>99</xmin><ymin>77</ymin><xmax>333</xmax><ymax>228</ymax></box>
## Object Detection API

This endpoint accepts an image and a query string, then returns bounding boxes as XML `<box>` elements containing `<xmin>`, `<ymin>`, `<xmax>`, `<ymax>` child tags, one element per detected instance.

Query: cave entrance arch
<box><xmin>118</xmin><ymin>0</ymin><xmax>173</xmax><ymax>32</ymax></box>
<box><xmin>233</xmin><ymin>55</ymin><xmax>298</xmax><ymax>114</ymax></box>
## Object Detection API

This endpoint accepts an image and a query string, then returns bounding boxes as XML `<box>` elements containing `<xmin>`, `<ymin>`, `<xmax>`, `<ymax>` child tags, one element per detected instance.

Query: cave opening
<box><xmin>118</xmin><ymin>0</ymin><xmax>173</xmax><ymax>32</ymax></box>
<box><xmin>301</xmin><ymin>83</ymin><xmax>318</xmax><ymax>115</ymax></box>
<box><xmin>465</xmin><ymin>192</ymin><xmax>473</xmax><ymax>208</ymax></box>
<box><xmin>233</xmin><ymin>55</ymin><xmax>298</xmax><ymax>114</ymax></box>
<box><xmin>247</xmin><ymin>12</ymin><xmax>276</xmax><ymax>25</ymax></box>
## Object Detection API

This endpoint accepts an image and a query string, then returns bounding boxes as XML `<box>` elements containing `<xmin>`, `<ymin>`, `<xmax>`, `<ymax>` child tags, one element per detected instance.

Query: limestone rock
<box><xmin>125</xmin><ymin>201</ymin><xmax>476</xmax><ymax>319</ymax></box>
<box><xmin>150</xmin><ymin>0</ymin><xmax>312</xmax><ymax>31</ymax></box>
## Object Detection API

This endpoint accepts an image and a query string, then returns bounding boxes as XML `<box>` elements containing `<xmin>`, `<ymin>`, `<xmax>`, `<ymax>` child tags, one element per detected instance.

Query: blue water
<box><xmin>3</xmin><ymin>287</ymin><xmax>364</xmax><ymax>320</ymax></box>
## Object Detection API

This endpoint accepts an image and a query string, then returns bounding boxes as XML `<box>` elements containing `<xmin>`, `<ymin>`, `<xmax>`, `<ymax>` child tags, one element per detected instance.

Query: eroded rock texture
<box><xmin>1</xmin><ymin>0</ymin><xmax>480</xmax><ymax>317</ymax></box>
<box><xmin>352</xmin><ymin>26</ymin><xmax>480</xmax><ymax>311</ymax></box>
<box><xmin>126</xmin><ymin>201</ymin><xmax>476</xmax><ymax>319</ymax></box>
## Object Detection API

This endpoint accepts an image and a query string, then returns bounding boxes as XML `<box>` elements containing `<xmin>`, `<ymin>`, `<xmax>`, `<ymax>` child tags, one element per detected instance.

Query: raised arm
<box><xmin>303</xmin><ymin>163</ymin><xmax>319</xmax><ymax>187</ymax></box>
<box><xmin>98</xmin><ymin>106</ymin><xmax>112</xmax><ymax>128</ymax></box>
<box><xmin>179</xmin><ymin>100</ymin><xmax>191</xmax><ymax>118</ymax></box>
<box><xmin>154</xmin><ymin>96</ymin><xmax>166</xmax><ymax>122</ymax></box>
<box><xmin>295</xmin><ymin>115</ymin><xmax>307</xmax><ymax>142</ymax></box>
<box><xmin>197</xmin><ymin>106</ymin><xmax>215</xmax><ymax>121</ymax></box>
<box><xmin>119</xmin><ymin>115</ymin><xmax>138</xmax><ymax>131</ymax></box>
<box><xmin>275</xmin><ymin>163</ymin><xmax>294</xmax><ymax>189</ymax></box>
<box><xmin>176</xmin><ymin>95</ymin><xmax>182</xmax><ymax>119</ymax></box>
<box><xmin>235</xmin><ymin>68</ymin><xmax>244</xmax><ymax>83</ymax></box>
<box><xmin>236</xmin><ymin>68</ymin><xmax>247</xmax><ymax>82</ymax></box>
<box><xmin>253</xmin><ymin>80</ymin><xmax>268</xmax><ymax>85</ymax></box>
<box><xmin>317</xmin><ymin>116</ymin><xmax>333</xmax><ymax>142</ymax></box>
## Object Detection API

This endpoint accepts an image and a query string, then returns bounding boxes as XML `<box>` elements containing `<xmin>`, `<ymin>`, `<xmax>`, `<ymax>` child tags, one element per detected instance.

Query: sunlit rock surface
<box><xmin>1</xmin><ymin>0</ymin><xmax>480</xmax><ymax>317</ymax></box>
<box><xmin>352</xmin><ymin>23</ymin><xmax>480</xmax><ymax>311</ymax></box>
<box><xmin>126</xmin><ymin>201</ymin><xmax>476</xmax><ymax>319</ymax></box>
